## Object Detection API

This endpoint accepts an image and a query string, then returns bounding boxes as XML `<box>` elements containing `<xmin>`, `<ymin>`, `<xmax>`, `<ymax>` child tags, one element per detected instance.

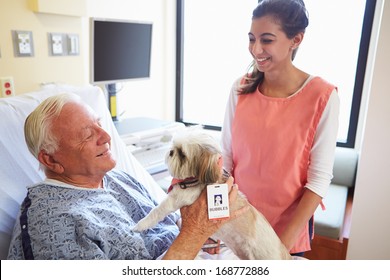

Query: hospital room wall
<box><xmin>347</xmin><ymin>0</ymin><xmax>390</xmax><ymax>260</ymax></box>
<box><xmin>0</xmin><ymin>0</ymin><xmax>176</xmax><ymax>121</ymax></box>
<box><xmin>0</xmin><ymin>0</ymin><xmax>86</xmax><ymax>93</ymax></box>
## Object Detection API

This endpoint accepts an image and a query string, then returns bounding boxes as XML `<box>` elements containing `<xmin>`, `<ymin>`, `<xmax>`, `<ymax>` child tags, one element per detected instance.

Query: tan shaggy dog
<box><xmin>132</xmin><ymin>131</ymin><xmax>292</xmax><ymax>260</ymax></box>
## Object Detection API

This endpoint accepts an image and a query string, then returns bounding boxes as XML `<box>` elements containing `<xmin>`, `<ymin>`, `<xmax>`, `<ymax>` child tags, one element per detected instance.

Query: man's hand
<box><xmin>180</xmin><ymin>176</ymin><xmax>238</xmax><ymax>238</ymax></box>
<box><xmin>163</xmin><ymin>177</ymin><xmax>249</xmax><ymax>259</ymax></box>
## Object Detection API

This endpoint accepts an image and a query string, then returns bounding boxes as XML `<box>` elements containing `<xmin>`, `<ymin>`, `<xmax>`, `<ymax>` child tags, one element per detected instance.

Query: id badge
<box><xmin>207</xmin><ymin>183</ymin><xmax>230</xmax><ymax>220</ymax></box>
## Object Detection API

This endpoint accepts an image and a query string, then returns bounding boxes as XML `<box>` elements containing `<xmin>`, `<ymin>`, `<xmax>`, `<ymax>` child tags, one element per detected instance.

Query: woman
<box><xmin>221</xmin><ymin>0</ymin><xmax>339</xmax><ymax>256</ymax></box>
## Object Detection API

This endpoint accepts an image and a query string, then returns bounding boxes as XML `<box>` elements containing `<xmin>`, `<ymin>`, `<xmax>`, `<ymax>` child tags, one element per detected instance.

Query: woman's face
<box><xmin>248</xmin><ymin>15</ymin><xmax>296</xmax><ymax>73</ymax></box>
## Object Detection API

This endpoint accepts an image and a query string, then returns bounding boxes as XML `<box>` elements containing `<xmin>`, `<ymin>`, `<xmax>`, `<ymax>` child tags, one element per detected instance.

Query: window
<box><xmin>176</xmin><ymin>0</ymin><xmax>377</xmax><ymax>148</ymax></box>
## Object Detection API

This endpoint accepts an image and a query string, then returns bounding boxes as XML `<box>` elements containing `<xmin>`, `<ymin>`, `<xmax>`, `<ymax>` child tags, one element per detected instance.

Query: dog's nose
<box><xmin>169</xmin><ymin>150</ymin><xmax>174</xmax><ymax>156</ymax></box>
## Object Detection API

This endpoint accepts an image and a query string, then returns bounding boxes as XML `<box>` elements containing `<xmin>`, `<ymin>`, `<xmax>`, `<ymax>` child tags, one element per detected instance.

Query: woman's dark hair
<box><xmin>239</xmin><ymin>0</ymin><xmax>309</xmax><ymax>94</ymax></box>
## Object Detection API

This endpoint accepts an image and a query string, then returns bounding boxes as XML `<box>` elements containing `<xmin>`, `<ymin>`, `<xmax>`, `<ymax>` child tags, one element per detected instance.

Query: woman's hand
<box><xmin>202</xmin><ymin>238</ymin><xmax>221</xmax><ymax>255</ymax></box>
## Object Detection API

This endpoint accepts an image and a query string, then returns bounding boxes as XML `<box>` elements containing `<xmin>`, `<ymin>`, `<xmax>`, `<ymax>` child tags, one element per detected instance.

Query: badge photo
<box><xmin>206</xmin><ymin>183</ymin><xmax>230</xmax><ymax>220</ymax></box>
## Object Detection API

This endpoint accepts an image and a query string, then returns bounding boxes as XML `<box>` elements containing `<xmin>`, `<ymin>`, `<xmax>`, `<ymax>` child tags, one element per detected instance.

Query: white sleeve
<box><xmin>221</xmin><ymin>78</ymin><xmax>240</xmax><ymax>173</ymax></box>
<box><xmin>305</xmin><ymin>89</ymin><xmax>340</xmax><ymax>198</ymax></box>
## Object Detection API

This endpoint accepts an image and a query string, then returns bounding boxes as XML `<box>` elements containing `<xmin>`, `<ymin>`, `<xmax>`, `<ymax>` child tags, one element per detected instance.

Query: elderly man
<box><xmin>7</xmin><ymin>93</ymin><xmax>241</xmax><ymax>260</ymax></box>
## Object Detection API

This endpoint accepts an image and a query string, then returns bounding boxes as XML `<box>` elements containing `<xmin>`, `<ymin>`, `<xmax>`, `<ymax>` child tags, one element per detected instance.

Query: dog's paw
<box><xmin>131</xmin><ymin>219</ymin><xmax>151</xmax><ymax>232</ymax></box>
<box><xmin>131</xmin><ymin>223</ymin><xmax>143</xmax><ymax>232</ymax></box>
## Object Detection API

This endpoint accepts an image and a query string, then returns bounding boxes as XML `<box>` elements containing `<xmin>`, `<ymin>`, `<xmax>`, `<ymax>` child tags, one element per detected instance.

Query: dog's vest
<box><xmin>231</xmin><ymin>76</ymin><xmax>335</xmax><ymax>253</ymax></box>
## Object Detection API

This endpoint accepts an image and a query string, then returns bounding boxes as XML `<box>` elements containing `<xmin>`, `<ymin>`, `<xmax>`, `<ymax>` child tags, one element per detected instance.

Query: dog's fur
<box><xmin>132</xmin><ymin>131</ymin><xmax>292</xmax><ymax>260</ymax></box>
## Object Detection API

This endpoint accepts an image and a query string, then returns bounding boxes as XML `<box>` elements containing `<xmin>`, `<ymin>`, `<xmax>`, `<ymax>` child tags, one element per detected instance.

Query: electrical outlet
<box><xmin>0</xmin><ymin>77</ymin><xmax>15</xmax><ymax>97</ymax></box>
<box><xmin>12</xmin><ymin>31</ymin><xmax>34</xmax><ymax>57</ymax></box>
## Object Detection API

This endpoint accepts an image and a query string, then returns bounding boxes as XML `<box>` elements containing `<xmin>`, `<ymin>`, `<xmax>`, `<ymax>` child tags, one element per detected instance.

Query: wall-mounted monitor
<box><xmin>90</xmin><ymin>18</ymin><xmax>153</xmax><ymax>120</ymax></box>
<box><xmin>90</xmin><ymin>18</ymin><xmax>153</xmax><ymax>84</ymax></box>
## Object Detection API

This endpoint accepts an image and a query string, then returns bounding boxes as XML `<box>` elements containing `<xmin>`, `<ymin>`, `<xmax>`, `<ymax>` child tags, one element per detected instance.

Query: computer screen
<box><xmin>90</xmin><ymin>18</ymin><xmax>153</xmax><ymax>84</ymax></box>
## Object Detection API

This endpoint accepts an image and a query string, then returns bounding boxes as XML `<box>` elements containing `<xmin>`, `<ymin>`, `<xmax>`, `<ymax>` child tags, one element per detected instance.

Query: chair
<box><xmin>305</xmin><ymin>147</ymin><xmax>358</xmax><ymax>259</ymax></box>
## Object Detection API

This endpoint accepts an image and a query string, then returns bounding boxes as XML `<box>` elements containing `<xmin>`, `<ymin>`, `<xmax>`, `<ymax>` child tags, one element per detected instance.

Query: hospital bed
<box><xmin>0</xmin><ymin>84</ymin><xmax>241</xmax><ymax>260</ymax></box>
<box><xmin>0</xmin><ymin>84</ymin><xmax>168</xmax><ymax>260</ymax></box>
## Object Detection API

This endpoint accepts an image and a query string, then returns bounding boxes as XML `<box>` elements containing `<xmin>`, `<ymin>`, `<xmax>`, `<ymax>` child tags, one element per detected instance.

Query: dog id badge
<box><xmin>207</xmin><ymin>183</ymin><xmax>230</xmax><ymax>220</ymax></box>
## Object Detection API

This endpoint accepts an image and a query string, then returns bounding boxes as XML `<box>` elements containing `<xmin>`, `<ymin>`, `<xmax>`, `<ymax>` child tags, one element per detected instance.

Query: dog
<box><xmin>132</xmin><ymin>131</ymin><xmax>292</xmax><ymax>260</ymax></box>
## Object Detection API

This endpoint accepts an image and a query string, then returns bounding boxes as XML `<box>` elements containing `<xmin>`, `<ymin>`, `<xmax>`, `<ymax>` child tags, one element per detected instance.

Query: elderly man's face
<box><xmin>49</xmin><ymin>101</ymin><xmax>116</xmax><ymax>181</ymax></box>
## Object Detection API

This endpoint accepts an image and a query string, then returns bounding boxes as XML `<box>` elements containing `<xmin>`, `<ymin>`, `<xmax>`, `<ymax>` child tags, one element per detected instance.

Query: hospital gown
<box><xmin>7</xmin><ymin>169</ymin><xmax>179</xmax><ymax>260</ymax></box>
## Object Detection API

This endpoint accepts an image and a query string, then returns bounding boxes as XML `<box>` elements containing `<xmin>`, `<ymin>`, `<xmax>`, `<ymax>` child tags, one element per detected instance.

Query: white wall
<box><xmin>0</xmin><ymin>0</ymin><xmax>86</xmax><ymax>92</ymax></box>
<box><xmin>347</xmin><ymin>0</ymin><xmax>390</xmax><ymax>259</ymax></box>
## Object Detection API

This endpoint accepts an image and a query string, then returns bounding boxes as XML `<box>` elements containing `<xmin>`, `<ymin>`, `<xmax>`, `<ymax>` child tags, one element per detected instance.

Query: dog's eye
<box><xmin>177</xmin><ymin>148</ymin><xmax>186</xmax><ymax>160</ymax></box>
<box><xmin>169</xmin><ymin>150</ymin><xmax>174</xmax><ymax>157</ymax></box>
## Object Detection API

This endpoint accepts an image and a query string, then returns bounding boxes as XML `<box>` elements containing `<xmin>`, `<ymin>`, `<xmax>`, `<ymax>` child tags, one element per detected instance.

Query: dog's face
<box><xmin>165</xmin><ymin>132</ymin><xmax>223</xmax><ymax>184</ymax></box>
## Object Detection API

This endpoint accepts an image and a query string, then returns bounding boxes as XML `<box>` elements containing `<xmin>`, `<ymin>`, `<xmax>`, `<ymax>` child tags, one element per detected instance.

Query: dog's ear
<box><xmin>198</xmin><ymin>152</ymin><xmax>221</xmax><ymax>184</ymax></box>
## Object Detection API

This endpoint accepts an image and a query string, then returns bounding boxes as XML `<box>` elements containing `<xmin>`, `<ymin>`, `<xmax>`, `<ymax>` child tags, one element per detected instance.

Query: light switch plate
<box><xmin>67</xmin><ymin>34</ymin><xmax>79</xmax><ymax>55</ymax></box>
<box><xmin>12</xmin><ymin>30</ymin><xmax>34</xmax><ymax>57</ymax></box>
<box><xmin>49</xmin><ymin>33</ymin><xmax>65</xmax><ymax>56</ymax></box>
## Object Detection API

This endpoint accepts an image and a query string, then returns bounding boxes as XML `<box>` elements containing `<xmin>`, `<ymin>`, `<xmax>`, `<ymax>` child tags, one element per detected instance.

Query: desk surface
<box><xmin>114</xmin><ymin>117</ymin><xmax>179</xmax><ymax>136</ymax></box>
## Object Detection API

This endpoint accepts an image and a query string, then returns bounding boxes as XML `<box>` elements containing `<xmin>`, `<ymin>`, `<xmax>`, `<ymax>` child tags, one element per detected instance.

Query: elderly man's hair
<box><xmin>24</xmin><ymin>93</ymin><xmax>81</xmax><ymax>160</ymax></box>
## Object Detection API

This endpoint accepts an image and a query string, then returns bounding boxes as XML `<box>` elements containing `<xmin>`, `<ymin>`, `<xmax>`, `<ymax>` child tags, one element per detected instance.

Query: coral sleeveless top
<box><xmin>231</xmin><ymin>76</ymin><xmax>335</xmax><ymax>253</ymax></box>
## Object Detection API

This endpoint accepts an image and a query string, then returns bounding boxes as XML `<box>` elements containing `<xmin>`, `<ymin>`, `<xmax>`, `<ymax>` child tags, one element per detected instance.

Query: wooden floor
<box><xmin>304</xmin><ymin>189</ymin><xmax>354</xmax><ymax>260</ymax></box>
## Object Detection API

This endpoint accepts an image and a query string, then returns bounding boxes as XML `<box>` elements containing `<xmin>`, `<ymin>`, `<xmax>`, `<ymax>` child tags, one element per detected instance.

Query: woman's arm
<box><xmin>306</xmin><ymin>89</ymin><xmax>340</xmax><ymax>197</ymax></box>
<box><xmin>221</xmin><ymin>78</ymin><xmax>240</xmax><ymax>173</ymax></box>
<box><xmin>279</xmin><ymin>189</ymin><xmax>322</xmax><ymax>251</ymax></box>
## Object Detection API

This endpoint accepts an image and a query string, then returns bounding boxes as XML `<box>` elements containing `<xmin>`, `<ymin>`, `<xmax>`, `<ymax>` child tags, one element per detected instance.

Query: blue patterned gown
<box><xmin>7</xmin><ymin>169</ymin><xmax>179</xmax><ymax>260</ymax></box>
